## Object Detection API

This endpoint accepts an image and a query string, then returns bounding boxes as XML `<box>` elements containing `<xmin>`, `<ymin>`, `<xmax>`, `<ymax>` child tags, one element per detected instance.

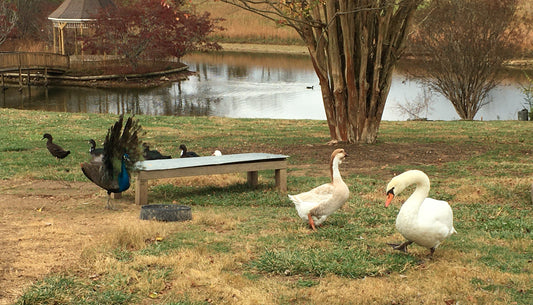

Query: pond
<box><xmin>0</xmin><ymin>52</ymin><xmax>530</xmax><ymax>121</ymax></box>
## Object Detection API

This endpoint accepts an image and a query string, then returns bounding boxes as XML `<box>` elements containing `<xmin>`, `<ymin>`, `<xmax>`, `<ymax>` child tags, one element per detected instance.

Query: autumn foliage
<box><xmin>81</xmin><ymin>0</ymin><xmax>222</xmax><ymax>68</ymax></box>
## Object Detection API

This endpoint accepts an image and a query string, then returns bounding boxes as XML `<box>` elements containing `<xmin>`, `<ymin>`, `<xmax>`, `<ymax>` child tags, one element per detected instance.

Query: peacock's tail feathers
<box><xmin>120</xmin><ymin>116</ymin><xmax>143</xmax><ymax>170</ymax></box>
<box><xmin>102</xmin><ymin>115</ymin><xmax>124</xmax><ymax>176</ymax></box>
<box><xmin>100</xmin><ymin>115</ymin><xmax>143</xmax><ymax>174</ymax></box>
<box><xmin>81</xmin><ymin>115</ymin><xmax>143</xmax><ymax>195</ymax></box>
<box><xmin>81</xmin><ymin>161</ymin><xmax>120</xmax><ymax>193</ymax></box>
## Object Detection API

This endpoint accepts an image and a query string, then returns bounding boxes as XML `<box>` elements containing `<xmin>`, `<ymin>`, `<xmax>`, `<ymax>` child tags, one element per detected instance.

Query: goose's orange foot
<box><xmin>307</xmin><ymin>213</ymin><xmax>317</xmax><ymax>231</ymax></box>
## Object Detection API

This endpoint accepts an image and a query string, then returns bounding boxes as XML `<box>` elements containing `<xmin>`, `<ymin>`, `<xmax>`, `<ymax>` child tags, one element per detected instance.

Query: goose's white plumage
<box><xmin>288</xmin><ymin>149</ymin><xmax>349</xmax><ymax>230</ymax></box>
<box><xmin>385</xmin><ymin>170</ymin><xmax>456</xmax><ymax>255</ymax></box>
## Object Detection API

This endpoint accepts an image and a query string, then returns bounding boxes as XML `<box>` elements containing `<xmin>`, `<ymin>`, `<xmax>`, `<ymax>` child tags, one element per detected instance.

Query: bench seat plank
<box><xmin>135</xmin><ymin>153</ymin><xmax>287</xmax><ymax>171</ymax></box>
<box><xmin>134</xmin><ymin>153</ymin><xmax>288</xmax><ymax>205</ymax></box>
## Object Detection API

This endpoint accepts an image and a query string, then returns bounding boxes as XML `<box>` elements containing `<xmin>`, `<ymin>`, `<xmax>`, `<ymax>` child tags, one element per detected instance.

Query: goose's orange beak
<box><xmin>385</xmin><ymin>193</ymin><xmax>394</xmax><ymax>207</ymax></box>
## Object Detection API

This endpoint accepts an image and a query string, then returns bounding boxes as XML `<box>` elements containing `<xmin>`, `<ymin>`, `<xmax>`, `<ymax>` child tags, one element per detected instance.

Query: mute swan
<box><xmin>288</xmin><ymin>148</ymin><xmax>350</xmax><ymax>231</ymax></box>
<box><xmin>385</xmin><ymin>170</ymin><xmax>456</xmax><ymax>256</ymax></box>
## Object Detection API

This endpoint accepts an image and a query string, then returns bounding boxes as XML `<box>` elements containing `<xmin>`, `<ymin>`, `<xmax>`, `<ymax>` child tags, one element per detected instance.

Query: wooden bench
<box><xmin>134</xmin><ymin>153</ymin><xmax>288</xmax><ymax>205</ymax></box>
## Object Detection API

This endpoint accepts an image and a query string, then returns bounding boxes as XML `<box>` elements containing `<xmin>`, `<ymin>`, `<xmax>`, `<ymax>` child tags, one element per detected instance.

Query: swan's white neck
<box><xmin>399</xmin><ymin>172</ymin><xmax>430</xmax><ymax>215</ymax></box>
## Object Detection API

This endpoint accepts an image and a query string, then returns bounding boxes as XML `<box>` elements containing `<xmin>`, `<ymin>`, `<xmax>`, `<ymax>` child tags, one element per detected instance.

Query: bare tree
<box><xmin>0</xmin><ymin>1</ymin><xmax>17</xmax><ymax>46</ymax></box>
<box><xmin>411</xmin><ymin>0</ymin><xmax>521</xmax><ymax>120</ymax></box>
<box><xmin>219</xmin><ymin>0</ymin><xmax>422</xmax><ymax>143</ymax></box>
<box><xmin>12</xmin><ymin>0</ymin><xmax>58</xmax><ymax>41</ymax></box>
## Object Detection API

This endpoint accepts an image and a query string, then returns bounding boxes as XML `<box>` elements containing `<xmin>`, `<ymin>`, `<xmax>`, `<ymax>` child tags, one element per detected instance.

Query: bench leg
<box><xmin>247</xmin><ymin>171</ymin><xmax>258</xmax><ymax>187</ymax></box>
<box><xmin>135</xmin><ymin>178</ymin><xmax>148</xmax><ymax>205</ymax></box>
<box><xmin>275</xmin><ymin>168</ymin><xmax>287</xmax><ymax>193</ymax></box>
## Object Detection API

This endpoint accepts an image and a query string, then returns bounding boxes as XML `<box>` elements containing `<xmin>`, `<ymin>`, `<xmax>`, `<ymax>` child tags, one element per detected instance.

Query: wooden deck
<box><xmin>0</xmin><ymin>52</ymin><xmax>69</xmax><ymax>74</ymax></box>
<box><xmin>134</xmin><ymin>153</ymin><xmax>289</xmax><ymax>205</ymax></box>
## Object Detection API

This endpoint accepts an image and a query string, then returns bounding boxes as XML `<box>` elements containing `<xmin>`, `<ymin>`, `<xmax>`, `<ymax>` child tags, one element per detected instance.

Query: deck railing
<box><xmin>0</xmin><ymin>52</ymin><xmax>69</xmax><ymax>73</ymax></box>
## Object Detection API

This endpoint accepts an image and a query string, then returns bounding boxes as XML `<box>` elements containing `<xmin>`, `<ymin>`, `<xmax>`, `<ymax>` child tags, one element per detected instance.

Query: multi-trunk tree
<box><xmin>220</xmin><ymin>0</ymin><xmax>422</xmax><ymax>143</ymax></box>
<box><xmin>82</xmin><ymin>0</ymin><xmax>222</xmax><ymax>68</ymax></box>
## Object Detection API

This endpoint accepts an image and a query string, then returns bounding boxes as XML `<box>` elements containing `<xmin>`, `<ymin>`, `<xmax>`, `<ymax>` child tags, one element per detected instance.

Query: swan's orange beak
<box><xmin>385</xmin><ymin>193</ymin><xmax>394</xmax><ymax>207</ymax></box>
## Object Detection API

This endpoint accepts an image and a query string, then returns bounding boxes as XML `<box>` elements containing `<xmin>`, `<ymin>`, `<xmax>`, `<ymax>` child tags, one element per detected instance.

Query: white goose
<box><xmin>288</xmin><ymin>148</ymin><xmax>350</xmax><ymax>230</ymax></box>
<box><xmin>385</xmin><ymin>170</ymin><xmax>457</xmax><ymax>256</ymax></box>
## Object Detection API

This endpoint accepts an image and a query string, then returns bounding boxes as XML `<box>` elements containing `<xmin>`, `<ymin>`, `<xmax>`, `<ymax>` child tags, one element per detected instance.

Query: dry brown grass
<box><xmin>184</xmin><ymin>51</ymin><xmax>312</xmax><ymax>70</ymax></box>
<box><xmin>84</xmin><ymin>214</ymin><xmax>530</xmax><ymax>305</ymax></box>
<box><xmin>2</xmin><ymin>172</ymin><xmax>531</xmax><ymax>304</ymax></box>
<box><xmin>192</xmin><ymin>0</ymin><xmax>300</xmax><ymax>44</ymax></box>
<box><xmin>0</xmin><ymin>39</ymin><xmax>52</xmax><ymax>53</ymax></box>
<box><xmin>160</xmin><ymin>174</ymin><xmax>244</xmax><ymax>187</ymax></box>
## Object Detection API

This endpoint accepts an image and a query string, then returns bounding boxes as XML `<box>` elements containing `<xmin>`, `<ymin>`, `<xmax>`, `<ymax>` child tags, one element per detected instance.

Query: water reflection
<box><xmin>0</xmin><ymin>52</ymin><xmax>530</xmax><ymax>120</ymax></box>
<box><xmin>0</xmin><ymin>83</ymin><xmax>214</xmax><ymax>116</ymax></box>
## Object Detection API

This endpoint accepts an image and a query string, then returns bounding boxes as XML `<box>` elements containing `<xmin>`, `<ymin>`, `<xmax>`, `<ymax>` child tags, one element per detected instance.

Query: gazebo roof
<box><xmin>48</xmin><ymin>0</ymin><xmax>116</xmax><ymax>23</ymax></box>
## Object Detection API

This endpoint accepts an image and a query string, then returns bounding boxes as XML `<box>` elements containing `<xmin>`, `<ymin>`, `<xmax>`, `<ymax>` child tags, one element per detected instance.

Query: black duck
<box><xmin>179</xmin><ymin>144</ymin><xmax>199</xmax><ymax>158</ymax></box>
<box><xmin>88</xmin><ymin>139</ymin><xmax>104</xmax><ymax>161</ymax></box>
<box><xmin>143</xmin><ymin>143</ymin><xmax>171</xmax><ymax>160</ymax></box>
<box><xmin>42</xmin><ymin>133</ymin><xmax>70</xmax><ymax>159</ymax></box>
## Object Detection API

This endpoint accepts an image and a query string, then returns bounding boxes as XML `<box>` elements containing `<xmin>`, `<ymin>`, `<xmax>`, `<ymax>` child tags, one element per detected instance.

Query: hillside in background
<box><xmin>195</xmin><ymin>0</ymin><xmax>533</xmax><ymax>58</ymax></box>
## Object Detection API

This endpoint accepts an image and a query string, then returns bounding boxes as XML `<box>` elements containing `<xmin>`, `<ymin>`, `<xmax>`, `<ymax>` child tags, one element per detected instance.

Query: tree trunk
<box><xmin>301</xmin><ymin>1</ymin><xmax>420</xmax><ymax>143</ymax></box>
<box><xmin>220</xmin><ymin>0</ymin><xmax>422</xmax><ymax>143</ymax></box>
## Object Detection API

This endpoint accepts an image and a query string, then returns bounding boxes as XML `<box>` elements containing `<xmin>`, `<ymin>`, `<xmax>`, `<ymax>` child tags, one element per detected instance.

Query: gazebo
<box><xmin>48</xmin><ymin>0</ymin><xmax>116</xmax><ymax>55</ymax></box>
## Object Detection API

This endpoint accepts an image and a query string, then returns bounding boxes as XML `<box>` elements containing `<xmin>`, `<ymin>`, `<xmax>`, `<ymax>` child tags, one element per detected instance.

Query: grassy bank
<box><xmin>1</xmin><ymin>109</ymin><xmax>532</xmax><ymax>304</ymax></box>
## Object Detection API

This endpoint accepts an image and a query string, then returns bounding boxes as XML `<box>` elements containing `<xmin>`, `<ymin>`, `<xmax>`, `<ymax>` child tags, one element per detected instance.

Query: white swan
<box><xmin>385</xmin><ymin>170</ymin><xmax>457</xmax><ymax>255</ymax></box>
<box><xmin>288</xmin><ymin>148</ymin><xmax>350</xmax><ymax>230</ymax></box>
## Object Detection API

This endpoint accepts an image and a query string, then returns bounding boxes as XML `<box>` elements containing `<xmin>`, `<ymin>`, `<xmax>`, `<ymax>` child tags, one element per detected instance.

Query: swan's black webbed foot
<box><xmin>428</xmin><ymin>247</ymin><xmax>436</xmax><ymax>257</ymax></box>
<box><xmin>387</xmin><ymin>241</ymin><xmax>413</xmax><ymax>253</ymax></box>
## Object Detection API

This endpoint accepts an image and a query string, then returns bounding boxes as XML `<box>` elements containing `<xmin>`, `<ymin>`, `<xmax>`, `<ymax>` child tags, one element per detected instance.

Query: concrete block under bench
<box><xmin>134</xmin><ymin>153</ymin><xmax>288</xmax><ymax>205</ymax></box>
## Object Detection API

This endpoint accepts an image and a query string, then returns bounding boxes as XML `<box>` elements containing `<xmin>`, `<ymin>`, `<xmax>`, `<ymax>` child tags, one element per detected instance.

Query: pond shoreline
<box><xmin>1</xmin><ymin>63</ymin><xmax>191</xmax><ymax>89</ymax></box>
<box><xmin>1</xmin><ymin>42</ymin><xmax>531</xmax><ymax>89</ymax></box>
<box><xmin>0</xmin><ymin>43</ymin><xmax>309</xmax><ymax>89</ymax></box>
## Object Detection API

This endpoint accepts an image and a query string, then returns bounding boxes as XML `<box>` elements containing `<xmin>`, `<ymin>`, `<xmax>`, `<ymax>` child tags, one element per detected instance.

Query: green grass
<box><xmin>15</xmin><ymin>275</ymin><xmax>136</xmax><ymax>305</ymax></box>
<box><xmin>0</xmin><ymin>111</ymin><xmax>328</xmax><ymax>180</ymax></box>
<box><xmin>2</xmin><ymin>108</ymin><xmax>532</xmax><ymax>304</ymax></box>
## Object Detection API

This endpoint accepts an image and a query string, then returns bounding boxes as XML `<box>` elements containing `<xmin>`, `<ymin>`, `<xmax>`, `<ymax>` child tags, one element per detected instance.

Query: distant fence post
<box><xmin>17</xmin><ymin>53</ymin><xmax>22</xmax><ymax>88</ymax></box>
<box><xmin>18</xmin><ymin>68</ymin><xmax>22</xmax><ymax>88</ymax></box>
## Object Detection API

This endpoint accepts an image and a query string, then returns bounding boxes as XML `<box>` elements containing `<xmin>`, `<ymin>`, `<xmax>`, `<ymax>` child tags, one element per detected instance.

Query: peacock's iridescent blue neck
<box><xmin>117</xmin><ymin>156</ymin><xmax>130</xmax><ymax>192</ymax></box>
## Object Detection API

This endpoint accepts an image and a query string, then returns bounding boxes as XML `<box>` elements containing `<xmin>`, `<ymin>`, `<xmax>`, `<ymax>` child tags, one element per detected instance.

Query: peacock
<box><xmin>81</xmin><ymin>115</ymin><xmax>142</xmax><ymax>209</ymax></box>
